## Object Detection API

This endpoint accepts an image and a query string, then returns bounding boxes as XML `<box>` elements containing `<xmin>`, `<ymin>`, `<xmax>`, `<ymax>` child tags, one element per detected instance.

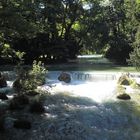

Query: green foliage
<box><xmin>13</xmin><ymin>61</ymin><xmax>47</xmax><ymax>93</ymax></box>
<box><xmin>130</xmin><ymin>80</ymin><xmax>140</xmax><ymax>89</ymax></box>
<box><xmin>117</xmin><ymin>73</ymin><xmax>140</xmax><ymax>89</ymax></box>
<box><xmin>31</xmin><ymin>60</ymin><xmax>46</xmax><ymax>75</ymax></box>
<box><xmin>129</xmin><ymin>47</ymin><xmax>140</xmax><ymax>70</ymax></box>
<box><xmin>116</xmin><ymin>85</ymin><xmax>126</xmax><ymax>94</ymax></box>
<box><xmin>0</xmin><ymin>0</ymin><xmax>140</xmax><ymax>64</ymax></box>
<box><xmin>30</xmin><ymin>60</ymin><xmax>47</xmax><ymax>86</ymax></box>
<box><xmin>128</xmin><ymin>26</ymin><xmax>140</xmax><ymax>70</ymax></box>
<box><xmin>15</xmin><ymin>51</ymin><xmax>25</xmax><ymax>61</ymax></box>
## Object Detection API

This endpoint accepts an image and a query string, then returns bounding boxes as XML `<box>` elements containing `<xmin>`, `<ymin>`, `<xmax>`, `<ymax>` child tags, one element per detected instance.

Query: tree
<box><xmin>128</xmin><ymin>0</ymin><xmax>140</xmax><ymax>69</ymax></box>
<box><xmin>101</xmin><ymin>0</ymin><xmax>133</xmax><ymax>63</ymax></box>
<box><xmin>0</xmin><ymin>0</ymin><xmax>41</xmax><ymax>63</ymax></box>
<box><xmin>0</xmin><ymin>0</ymin><xmax>140</xmax><ymax>65</ymax></box>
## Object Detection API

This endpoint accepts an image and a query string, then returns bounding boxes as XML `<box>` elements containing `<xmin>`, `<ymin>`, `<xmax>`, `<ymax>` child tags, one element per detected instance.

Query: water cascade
<box><xmin>2</xmin><ymin>73</ymin><xmax>140</xmax><ymax>139</ymax></box>
<box><xmin>43</xmin><ymin>71</ymin><xmax>119</xmax><ymax>102</ymax></box>
<box><xmin>39</xmin><ymin>71</ymin><xmax>140</xmax><ymax>140</ymax></box>
<box><xmin>72</xmin><ymin>72</ymin><xmax>117</xmax><ymax>81</ymax></box>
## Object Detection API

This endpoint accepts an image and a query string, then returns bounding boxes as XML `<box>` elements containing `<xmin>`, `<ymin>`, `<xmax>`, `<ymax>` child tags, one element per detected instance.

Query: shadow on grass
<box><xmin>1</xmin><ymin>92</ymin><xmax>140</xmax><ymax>140</ymax></box>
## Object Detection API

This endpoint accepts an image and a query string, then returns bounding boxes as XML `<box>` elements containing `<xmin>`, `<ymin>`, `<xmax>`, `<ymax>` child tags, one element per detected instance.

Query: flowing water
<box><xmin>38</xmin><ymin>65</ymin><xmax>140</xmax><ymax>139</ymax></box>
<box><xmin>2</xmin><ymin>55</ymin><xmax>140</xmax><ymax>140</ymax></box>
<box><xmin>43</xmin><ymin>71</ymin><xmax>119</xmax><ymax>103</ymax></box>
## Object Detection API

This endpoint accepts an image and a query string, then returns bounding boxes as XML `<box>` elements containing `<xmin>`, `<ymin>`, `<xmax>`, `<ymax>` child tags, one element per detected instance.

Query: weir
<box><xmin>46</xmin><ymin>71</ymin><xmax>118</xmax><ymax>82</ymax></box>
<box><xmin>43</xmin><ymin>71</ymin><xmax>119</xmax><ymax>103</ymax></box>
<box><xmin>72</xmin><ymin>72</ymin><xmax>117</xmax><ymax>81</ymax></box>
<box><xmin>1</xmin><ymin>55</ymin><xmax>140</xmax><ymax>140</ymax></box>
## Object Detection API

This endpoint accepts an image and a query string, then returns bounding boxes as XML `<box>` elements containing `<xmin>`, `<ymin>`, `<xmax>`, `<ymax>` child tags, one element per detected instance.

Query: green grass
<box><xmin>47</xmin><ymin>64</ymin><xmax>137</xmax><ymax>72</ymax></box>
<box><xmin>0</xmin><ymin>64</ymin><xmax>137</xmax><ymax>72</ymax></box>
<box><xmin>46</xmin><ymin>56</ymin><xmax>138</xmax><ymax>72</ymax></box>
<box><xmin>0</xmin><ymin>55</ymin><xmax>138</xmax><ymax>72</ymax></box>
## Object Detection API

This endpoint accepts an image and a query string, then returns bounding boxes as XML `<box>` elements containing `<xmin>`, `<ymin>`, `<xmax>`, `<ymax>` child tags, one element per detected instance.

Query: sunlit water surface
<box><xmin>2</xmin><ymin>55</ymin><xmax>140</xmax><ymax>140</ymax></box>
<box><xmin>36</xmin><ymin>71</ymin><xmax>140</xmax><ymax>140</ymax></box>
<box><xmin>41</xmin><ymin>71</ymin><xmax>118</xmax><ymax>103</ymax></box>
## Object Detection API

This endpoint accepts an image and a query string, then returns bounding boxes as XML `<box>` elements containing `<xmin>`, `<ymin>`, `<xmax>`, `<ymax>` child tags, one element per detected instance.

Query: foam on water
<box><xmin>2</xmin><ymin>70</ymin><xmax>140</xmax><ymax>139</ymax></box>
<box><xmin>43</xmin><ymin>71</ymin><xmax>118</xmax><ymax>102</ymax></box>
<box><xmin>51</xmin><ymin>80</ymin><xmax>116</xmax><ymax>102</ymax></box>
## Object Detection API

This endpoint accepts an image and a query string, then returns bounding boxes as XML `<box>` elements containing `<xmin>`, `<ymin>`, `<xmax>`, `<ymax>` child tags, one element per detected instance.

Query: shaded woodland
<box><xmin>0</xmin><ymin>0</ymin><xmax>140</xmax><ymax>65</ymax></box>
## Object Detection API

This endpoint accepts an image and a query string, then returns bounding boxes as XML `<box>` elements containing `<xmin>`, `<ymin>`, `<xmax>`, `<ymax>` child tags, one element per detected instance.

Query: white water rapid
<box><xmin>41</xmin><ymin>71</ymin><xmax>119</xmax><ymax>103</ymax></box>
<box><xmin>2</xmin><ymin>71</ymin><xmax>140</xmax><ymax>140</ymax></box>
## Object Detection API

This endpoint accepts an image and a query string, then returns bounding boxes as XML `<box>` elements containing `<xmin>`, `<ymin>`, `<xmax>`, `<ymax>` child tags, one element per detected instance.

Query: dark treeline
<box><xmin>0</xmin><ymin>0</ymin><xmax>140</xmax><ymax>64</ymax></box>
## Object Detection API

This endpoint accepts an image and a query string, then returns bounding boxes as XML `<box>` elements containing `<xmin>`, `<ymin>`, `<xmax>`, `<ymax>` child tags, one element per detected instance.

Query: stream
<box><xmin>1</xmin><ymin>55</ymin><xmax>140</xmax><ymax>140</ymax></box>
<box><xmin>34</xmin><ymin>70</ymin><xmax>140</xmax><ymax>140</ymax></box>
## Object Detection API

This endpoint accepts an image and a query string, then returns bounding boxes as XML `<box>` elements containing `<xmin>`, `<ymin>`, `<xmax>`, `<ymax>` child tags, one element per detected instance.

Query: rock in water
<box><xmin>118</xmin><ymin>74</ymin><xmax>131</xmax><ymax>85</ymax></box>
<box><xmin>0</xmin><ymin>73</ymin><xmax>7</xmax><ymax>88</ymax></box>
<box><xmin>0</xmin><ymin>93</ymin><xmax>8</xmax><ymax>100</ymax></box>
<box><xmin>117</xmin><ymin>93</ymin><xmax>131</xmax><ymax>100</ymax></box>
<box><xmin>0</xmin><ymin>117</ymin><xmax>5</xmax><ymax>132</ymax></box>
<box><xmin>58</xmin><ymin>72</ymin><xmax>71</xmax><ymax>83</ymax></box>
<box><xmin>29</xmin><ymin>101</ymin><xmax>45</xmax><ymax>114</ymax></box>
<box><xmin>14</xmin><ymin>120</ymin><xmax>31</xmax><ymax>129</ymax></box>
<box><xmin>9</xmin><ymin>95</ymin><xmax>29</xmax><ymax>110</ymax></box>
<box><xmin>4</xmin><ymin>117</ymin><xmax>17</xmax><ymax>129</ymax></box>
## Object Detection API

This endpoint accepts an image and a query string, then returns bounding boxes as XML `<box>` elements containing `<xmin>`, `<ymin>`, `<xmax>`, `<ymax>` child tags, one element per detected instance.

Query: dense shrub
<box><xmin>13</xmin><ymin>61</ymin><xmax>47</xmax><ymax>93</ymax></box>
<box><xmin>105</xmin><ymin>34</ymin><xmax>132</xmax><ymax>64</ymax></box>
<box><xmin>127</xmin><ymin>26</ymin><xmax>140</xmax><ymax>69</ymax></box>
<box><xmin>30</xmin><ymin>60</ymin><xmax>47</xmax><ymax>86</ymax></box>
<box><xmin>128</xmin><ymin>47</ymin><xmax>140</xmax><ymax>70</ymax></box>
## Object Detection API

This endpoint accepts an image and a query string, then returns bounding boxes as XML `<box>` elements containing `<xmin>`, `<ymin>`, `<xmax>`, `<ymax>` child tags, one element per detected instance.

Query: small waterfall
<box><xmin>72</xmin><ymin>72</ymin><xmax>117</xmax><ymax>81</ymax></box>
<box><xmin>44</xmin><ymin>71</ymin><xmax>118</xmax><ymax>102</ymax></box>
<box><xmin>46</xmin><ymin>71</ymin><xmax>118</xmax><ymax>82</ymax></box>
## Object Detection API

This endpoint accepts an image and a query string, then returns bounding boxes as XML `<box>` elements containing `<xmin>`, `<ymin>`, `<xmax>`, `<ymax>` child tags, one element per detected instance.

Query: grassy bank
<box><xmin>0</xmin><ymin>64</ymin><xmax>137</xmax><ymax>72</ymax></box>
